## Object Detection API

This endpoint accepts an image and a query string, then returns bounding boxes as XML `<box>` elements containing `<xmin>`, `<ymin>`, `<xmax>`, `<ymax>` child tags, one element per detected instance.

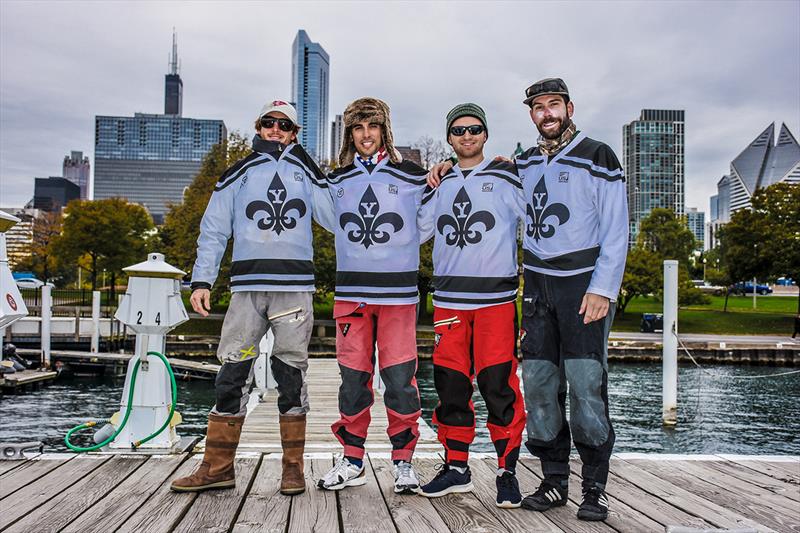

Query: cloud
<box><xmin>1</xmin><ymin>0</ymin><xmax>798</xmax><ymax>214</ymax></box>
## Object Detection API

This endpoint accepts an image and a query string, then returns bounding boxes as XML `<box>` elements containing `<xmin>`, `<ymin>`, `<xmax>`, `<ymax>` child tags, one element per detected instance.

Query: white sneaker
<box><xmin>393</xmin><ymin>461</ymin><xmax>420</xmax><ymax>494</ymax></box>
<box><xmin>317</xmin><ymin>456</ymin><xmax>366</xmax><ymax>491</ymax></box>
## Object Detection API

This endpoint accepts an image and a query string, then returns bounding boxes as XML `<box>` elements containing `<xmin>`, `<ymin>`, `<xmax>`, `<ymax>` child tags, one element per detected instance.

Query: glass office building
<box><xmin>623</xmin><ymin>109</ymin><xmax>685</xmax><ymax>245</ymax></box>
<box><xmin>292</xmin><ymin>30</ymin><xmax>329</xmax><ymax>163</ymax></box>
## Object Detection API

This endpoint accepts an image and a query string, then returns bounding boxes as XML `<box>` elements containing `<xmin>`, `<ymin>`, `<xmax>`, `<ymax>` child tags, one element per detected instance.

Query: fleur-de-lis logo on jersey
<box><xmin>526</xmin><ymin>177</ymin><xmax>570</xmax><ymax>241</ymax></box>
<box><xmin>245</xmin><ymin>173</ymin><xmax>307</xmax><ymax>235</ymax></box>
<box><xmin>339</xmin><ymin>185</ymin><xmax>404</xmax><ymax>249</ymax></box>
<box><xmin>437</xmin><ymin>186</ymin><xmax>496</xmax><ymax>249</ymax></box>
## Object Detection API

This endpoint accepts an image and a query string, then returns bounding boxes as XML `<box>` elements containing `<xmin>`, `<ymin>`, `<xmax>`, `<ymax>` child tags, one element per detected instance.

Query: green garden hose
<box><xmin>64</xmin><ymin>351</ymin><xmax>178</xmax><ymax>452</ymax></box>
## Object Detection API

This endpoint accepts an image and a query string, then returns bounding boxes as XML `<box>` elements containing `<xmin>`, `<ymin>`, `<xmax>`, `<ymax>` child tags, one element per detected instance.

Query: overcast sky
<box><xmin>1</xmin><ymin>0</ymin><xmax>798</xmax><ymax>212</ymax></box>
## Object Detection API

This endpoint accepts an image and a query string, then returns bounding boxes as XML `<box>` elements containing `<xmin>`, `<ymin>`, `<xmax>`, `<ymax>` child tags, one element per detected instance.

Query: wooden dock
<box><xmin>0</xmin><ymin>368</ymin><xmax>57</xmax><ymax>393</ymax></box>
<box><xmin>0</xmin><ymin>452</ymin><xmax>797</xmax><ymax>532</ymax></box>
<box><xmin>0</xmin><ymin>358</ymin><xmax>798</xmax><ymax>531</ymax></box>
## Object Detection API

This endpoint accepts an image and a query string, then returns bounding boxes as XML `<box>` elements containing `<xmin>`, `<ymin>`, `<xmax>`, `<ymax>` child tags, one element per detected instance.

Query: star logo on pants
<box><xmin>239</xmin><ymin>344</ymin><xmax>256</xmax><ymax>360</ymax></box>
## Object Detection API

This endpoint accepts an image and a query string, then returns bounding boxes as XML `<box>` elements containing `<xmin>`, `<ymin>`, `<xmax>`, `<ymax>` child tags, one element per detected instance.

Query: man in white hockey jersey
<box><xmin>171</xmin><ymin>100</ymin><xmax>334</xmax><ymax>496</ymax></box>
<box><xmin>417</xmin><ymin>103</ymin><xmax>526</xmax><ymax>509</ymax></box>
<box><xmin>516</xmin><ymin>78</ymin><xmax>627</xmax><ymax>522</ymax></box>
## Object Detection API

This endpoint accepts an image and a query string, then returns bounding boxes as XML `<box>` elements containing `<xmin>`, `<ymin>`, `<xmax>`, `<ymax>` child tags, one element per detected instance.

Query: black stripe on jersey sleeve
<box><xmin>337</xmin><ymin>270</ymin><xmax>419</xmax><ymax>288</ymax></box>
<box><xmin>335</xmin><ymin>290</ymin><xmax>419</xmax><ymax>299</ymax></box>
<box><xmin>285</xmin><ymin>146</ymin><xmax>328</xmax><ymax>186</ymax></box>
<box><xmin>421</xmin><ymin>186</ymin><xmax>437</xmax><ymax>206</ymax></box>
<box><xmin>432</xmin><ymin>293</ymin><xmax>517</xmax><ymax>305</ymax></box>
<box><xmin>516</xmin><ymin>146</ymin><xmax>541</xmax><ymax>162</ymax></box>
<box><xmin>433</xmin><ymin>275</ymin><xmax>519</xmax><ymax>293</ymax></box>
<box><xmin>523</xmin><ymin>246</ymin><xmax>600</xmax><ymax>271</ymax></box>
<box><xmin>380</xmin><ymin>167</ymin><xmax>428</xmax><ymax>186</ymax></box>
<box><xmin>558</xmin><ymin>158</ymin><xmax>624</xmax><ymax>182</ymax></box>
<box><xmin>515</xmin><ymin>156</ymin><xmax>545</xmax><ymax>170</ymax></box>
<box><xmin>391</xmin><ymin>159</ymin><xmax>429</xmax><ymax>176</ymax></box>
<box><xmin>485</xmin><ymin>159</ymin><xmax>519</xmax><ymax>176</ymax></box>
<box><xmin>230</xmin><ymin>258</ymin><xmax>315</xmax><ymax>276</ymax></box>
<box><xmin>475</xmin><ymin>171</ymin><xmax>522</xmax><ymax>189</ymax></box>
<box><xmin>214</xmin><ymin>152</ymin><xmax>264</xmax><ymax>191</ymax></box>
<box><xmin>328</xmin><ymin>165</ymin><xmax>361</xmax><ymax>184</ymax></box>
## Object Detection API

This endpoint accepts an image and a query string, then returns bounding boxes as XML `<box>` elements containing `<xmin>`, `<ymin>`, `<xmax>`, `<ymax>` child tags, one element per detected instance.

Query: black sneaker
<box><xmin>577</xmin><ymin>487</ymin><xmax>609</xmax><ymax>521</ymax></box>
<box><xmin>495</xmin><ymin>471</ymin><xmax>522</xmax><ymax>508</ymax></box>
<box><xmin>521</xmin><ymin>478</ymin><xmax>568</xmax><ymax>511</ymax></box>
<box><xmin>419</xmin><ymin>464</ymin><xmax>473</xmax><ymax>498</ymax></box>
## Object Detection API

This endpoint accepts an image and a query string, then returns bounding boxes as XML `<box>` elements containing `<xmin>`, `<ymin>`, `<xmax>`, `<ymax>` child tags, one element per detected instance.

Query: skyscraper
<box><xmin>623</xmin><ymin>109</ymin><xmax>685</xmax><ymax>244</ymax></box>
<box><xmin>685</xmin><ymin>207</ymin><xmax>704</xmax><ymax>250</ymax></box>
<box><xmin>330</xmin><ymin>114</ymin><xmax>343</xmax><ymax>163</ymax></box>
<box><xmin>93</xmin><ymin>33</ymin><xmax>226</xmax><ymax>224</ymax></box>
<box><xmin>62</xmin><ymin>150</ymin><xmax>90</xmax><ymax>199</ymax></box>
<box><xmin>292</xmin><ymin>30</ymin><xmax>329</xmax><ymax>162</ymax></box>
<box><xmin>164</xmin><ymin>29</ymin><xmax>182</xmax><ymax>116</ymax></box>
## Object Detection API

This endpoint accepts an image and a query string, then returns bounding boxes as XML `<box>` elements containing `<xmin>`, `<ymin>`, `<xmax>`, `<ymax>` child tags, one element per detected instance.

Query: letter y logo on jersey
<box><xmin>526</xmin><ymin>177</ymin><xmax>570</xmax><ymax>241</ymax></box>
<box><xmin>339</xmin><ymin>185</ymin><xmax>404</xmax><ymax>249</ymax></box>
<box><xmin>246</xmin><ymin>173</ymin><xmax>307</xmax><ymax>234</ymax></box>
<box><xmin>437</xmin><ymin>186</ymin><xmax>495</xmax><ymax>248</ymax></box>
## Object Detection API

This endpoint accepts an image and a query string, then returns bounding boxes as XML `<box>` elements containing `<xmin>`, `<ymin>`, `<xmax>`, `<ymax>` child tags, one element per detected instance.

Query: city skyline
<box><xmin>292</xmin><ymin>30</ymin><xmax>329</xmax><ymax>163</ymax></box>
<box><xmin>1</xmin><ymin>1</ymin><xmax>798</xmax><ymax>211</ymax></box>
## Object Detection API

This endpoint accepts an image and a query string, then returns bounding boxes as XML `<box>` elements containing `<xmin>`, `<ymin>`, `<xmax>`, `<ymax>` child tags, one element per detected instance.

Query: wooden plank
<box><xmin>567</xmin><ymin>457</ymin><xmax>714</xmax><ymax>530</ymax></box>
<box><xmin>288</xmin><ymin>456</ymin><xmax>339</xmax><ymax>533</ymax></box>
<box><xmin>0</xmin><ymin>460</ymin><xmax>26</xmax><ymax>477</ymax></box>
<box><xmin>0</xmin><ymin>455</ymin><xmax>108</xmax><ymax>529</ymax></box>
<box><xmin>116</xmin><ymin>456</ymin><xmax>201</xmax><ymax>533</ymax></box>
<box><xmin>467</xmin><ymin>456</ymin><xmax>563</xmax><ymax>533</ymax></box>
<box><xmin>626</xmin><ymin>459</ymin><xmax>800</xmax><ymax>531</ymax></box>
<box><xmin>612</xmin><ymin>457</ymin><xmax>777</xmax><ymax>532</ymax></box>
<box><xmin>517</xmin><ymin>457</ymin><xmax>615</xmax><ymax>533</ymax></box>
<box><xmin>732</xmin><ymin>459</ymin><xmax>800</xmax><ymax>485</ymax></box>
<box><xmin>61</xmin><ymin>454</ymin><xmax>187</xmax><ymax>533</ymax></box>
<box><xmin>337</xmin><ymin>455</ymin><xmax>398</xmax><ymax>533</ymax></box>
<box><xmin>369</xmin><ymin>455</ymin><xmax>451</xmax><ymax>533</ymax></box>
<box><xmin>2</xmin><ymin>369</ymin><xmax>57</xmax><ymax>386</ymax></box>
<box><xmin>0</xmin><ymin>454</ymin><xmax>73</xmax><ymax>499</ymax></box>
<box><xmin>413</xmin><ymin>456</ymin><xmax>518</xmax><ymax>533</ymax></box>
<box><xmin>172</xmin><ymin>455</ymin><xmax>260</xmax><ymax>533</ymax></box>
<box><xmin>4</xmin><ymin>456</ymin><xmax>145</xmax><ymax>533</ymax></box>
<box><xmin>232</xmin><ymin>454</ymin><xmax>291</xmax><ymax>533</ymax></box>
<box><xmin>682</xmin><ymin>461</ymin><xmax>800</xmax><ymax>500</ymax></box>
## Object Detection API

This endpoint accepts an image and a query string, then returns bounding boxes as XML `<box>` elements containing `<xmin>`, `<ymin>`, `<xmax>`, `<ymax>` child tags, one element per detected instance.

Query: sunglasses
<box><xmin>260</xmin><ymin>117</ymin><xmax>295</xmax><ymax>132</ymax></box>
<box><xmin>449</xmin><ymin>124</ymin><xmax>485</xmax><ymax>136</ymax></box>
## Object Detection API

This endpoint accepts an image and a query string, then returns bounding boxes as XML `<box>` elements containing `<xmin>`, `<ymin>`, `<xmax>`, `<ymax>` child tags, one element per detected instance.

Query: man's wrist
<box><xmin>191</xmin><ymin>282</ymin><xmax>211</xmax><ymax>292</ymax></box>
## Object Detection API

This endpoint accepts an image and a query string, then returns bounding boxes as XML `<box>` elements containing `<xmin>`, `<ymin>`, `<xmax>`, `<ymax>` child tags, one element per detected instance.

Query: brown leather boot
<box><xmin>170</xmin><ymin>413</ymin><xmax>245</xmax><ymax>492</ymax></box>
<box><xmin>279</xmin><ymin>413</ymin><xmax>306</xmax><ymax>495</ymax></box>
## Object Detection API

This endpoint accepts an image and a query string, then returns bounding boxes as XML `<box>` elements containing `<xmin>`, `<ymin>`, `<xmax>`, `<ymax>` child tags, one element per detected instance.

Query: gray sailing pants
<box><xmin>211</xmin><ymin>291</ymin><xmax>314</xmax><ymax>417</ymax></box>
<box><xmin>520</xmin><ymin>269</ymin><xmax>615</xmax><ymax>489</ymax></box>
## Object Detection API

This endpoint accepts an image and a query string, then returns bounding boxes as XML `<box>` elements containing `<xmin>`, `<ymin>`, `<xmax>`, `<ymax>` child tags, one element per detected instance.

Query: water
<box><xmin>1</xmin><ymin>362</ymin><xmax>798</xmax><ymax>454</ymax></box>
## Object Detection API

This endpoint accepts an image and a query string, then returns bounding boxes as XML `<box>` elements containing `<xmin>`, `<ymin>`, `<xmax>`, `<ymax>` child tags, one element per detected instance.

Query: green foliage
<box><xmin>417</xmin><ymin>239</ymin><xmax>434</xmax><ymax>319</ymax></box>
<box><xmin>51</xmin><ymin>198</ymin><xmax>155</xmax><ymax>289</ymax></box>
<box><xmin>637</xmin><ymin>208</ymin><xmax>696</xmax><ymax>265</ymax></box>
<box><xmin>312</xmin><ymin>221</ymin><xmax>336</xmax><ymax>302</ymax></box>
<box><xmin>161</xmin><ymin>132</ymin><xmax>251</xmax><ymax>303</ymax></box>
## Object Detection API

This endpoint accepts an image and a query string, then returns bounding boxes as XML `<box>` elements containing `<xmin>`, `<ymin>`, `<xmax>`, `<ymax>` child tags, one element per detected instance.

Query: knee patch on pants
<box><xmin>380</xmin><ymin>359</ymin><xmax>421</xmax><ymax>416</ymax></box>
<box><xmin>564</xmin><ymin>358</ymin><xmax>610</xmax><ymax>448</ymax></box>
<box><xmin>270</xmin><ymin>356</ymin><xmax>304</xmax><ymax>414</ymax></box>
<box><xmin>522</xmin><ymin>359</ymin><xmax>563</xmax><ymax>443</ymax></box>
<box><xmin>215</xmin><ymin>359</ymin><xmax>255</xmax><ymax>415</ymax></box>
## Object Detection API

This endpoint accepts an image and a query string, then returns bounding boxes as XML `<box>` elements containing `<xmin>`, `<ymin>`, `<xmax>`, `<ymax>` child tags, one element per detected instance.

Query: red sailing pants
<box><xmin>432</xmin><ymin>302</ymin><xmax>525</xmax><ymax>470</ymax></box>
<box><xmin>331</xmin><ymin>301</ymin><xmax>421</xmax><ymax>462</ymax></box>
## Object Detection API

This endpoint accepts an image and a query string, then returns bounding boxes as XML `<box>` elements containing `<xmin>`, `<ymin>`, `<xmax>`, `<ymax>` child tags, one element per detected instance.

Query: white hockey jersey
<box><xmin>418</xmin><ymin>158</ymin><xmax>524</xmax><ymax>310</ymax></box>
<box><xmin>516</xmin><ymin>132</ymin><xmax>628</xmax><ymax>300</ymax></box>
<box><xmin>328</xmin><ymin>157</ymin><xmax>428</xmax><ymax>305</ymax></box>
<box><xmin>192</xmin><ymin>137</ymin><xmax>335</xmax><ymax>293</ymax></box>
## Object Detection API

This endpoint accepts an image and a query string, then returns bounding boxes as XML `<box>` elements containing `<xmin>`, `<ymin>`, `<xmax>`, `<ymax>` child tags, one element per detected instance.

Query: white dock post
<box><xmin>663</xmin><ymin>260</ymin><xmax>678</xmax><ymax>426</ymax></box>
<box><xmin>41</xmin><ymin>285</ymin><xmax>52</xmax><ymax>367</ymax></box>
<box><xmin>91</xmin><ymin>290</ymin><xmax>101</xmax><ymax>353</ymax></box>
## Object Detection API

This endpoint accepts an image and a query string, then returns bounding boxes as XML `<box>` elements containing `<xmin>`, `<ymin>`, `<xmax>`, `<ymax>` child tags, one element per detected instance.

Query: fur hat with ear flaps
<box><xmin>338</xmin><ymin>97</ymin><xmax>403</xmax><ymax>167</ymax></box>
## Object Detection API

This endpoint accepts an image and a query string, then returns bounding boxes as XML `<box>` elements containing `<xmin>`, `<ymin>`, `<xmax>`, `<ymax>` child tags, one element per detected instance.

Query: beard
<box><xmin>538</xmin><ymin>116</ymin><xmax>572</xmax><ymax>140</ymax></box>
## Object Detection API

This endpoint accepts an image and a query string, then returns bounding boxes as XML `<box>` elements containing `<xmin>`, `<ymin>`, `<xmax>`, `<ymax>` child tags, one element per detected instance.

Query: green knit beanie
<box><xmin>446</xmin><ymin>103</ymin><xmax>488</xmax><ymax>138</ymax></box>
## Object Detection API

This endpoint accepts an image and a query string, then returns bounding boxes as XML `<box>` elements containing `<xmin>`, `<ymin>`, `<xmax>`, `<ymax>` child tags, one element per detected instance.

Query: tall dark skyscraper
<box><xmin>94</xmin><ymin>32</ymin><xmax>225</xmax><ymax>224</ymax></box>
<box><xmin>164</xmin><ymin>29</ymin><xmax>183</xmax><ymax>116</ymax></box>
<box><xmin>623</xmin><ymin>109</ymin><xmax>685</xmax><ymax>245</ymax></box>
<box><xmin>292</xmin><ymin>30</ymin><xmax>329</xmax><ymax>162</ymax></box>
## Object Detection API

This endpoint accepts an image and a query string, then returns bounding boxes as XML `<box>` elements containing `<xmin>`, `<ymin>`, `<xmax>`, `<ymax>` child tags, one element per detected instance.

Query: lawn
<box><xmin>173</xmin><ymin>293</ymin><xmax>797</xmax><ymax>336</ymax></box>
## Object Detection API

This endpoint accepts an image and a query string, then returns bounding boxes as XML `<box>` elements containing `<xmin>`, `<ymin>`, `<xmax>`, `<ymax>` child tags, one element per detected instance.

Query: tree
<box><xmin>412</xmin><ymin>135</ymin><xmax>451</xmax><ymax>170</ymax></box>
<box><xmin>417</xmin><ymin>240</ymin><xmax>434</xmax><ymax>320</ymax></box>
<box><xmin>617</xmin><ymin>248</ymin><xmax>660</xmax><ymax>314</ymax></box>
<box><xmin>637</xmin><ymin>208</ymin><xmax>696</xmax><ymax>266</ymax></box>
<box><xmin>161</xmin><ymin>132</ymin><xmax>251</xmax><ymax>303</ymax></box>
<box><xmin>13</xmin><ymin>210</ymin><xmax>68</xmax><ymax>284</ymax></box>
<box><xmin>720</xmin><ymin>182</ymin><xmax>800</xmax><ymax>313</ymax></box>
<box><xmin>312</xmin><ymin>221</ymin><xmax>336</xmax><ymax>302</ymax></box>
<box><xmin>51</xmin><ymin>199</ymin><xmax>155</xmax><ymax>292</ymax></box>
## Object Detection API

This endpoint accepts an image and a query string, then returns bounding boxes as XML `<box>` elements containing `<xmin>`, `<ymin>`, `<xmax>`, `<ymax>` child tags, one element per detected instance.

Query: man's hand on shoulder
<box><xmin>579</xmin><ymin>293</ymin><xmax>609</xmax><ymax>324</ymax></box>
<box><xmin>426</xmin><ymin>161</ymin><xmax>453</xmax><ymax>188</ymax></box>
<box><xmin>190</xmin><ymin>288</ymin><xmax>212</xmax><ymax>317</ymax></box>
